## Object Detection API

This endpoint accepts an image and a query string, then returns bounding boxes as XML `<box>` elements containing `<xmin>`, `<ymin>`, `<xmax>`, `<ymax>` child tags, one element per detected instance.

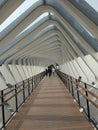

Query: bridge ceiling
<box><xmin>0</xmin><ymin>0</ymin><xmax>98</xmax><ymax>66</ymax></box>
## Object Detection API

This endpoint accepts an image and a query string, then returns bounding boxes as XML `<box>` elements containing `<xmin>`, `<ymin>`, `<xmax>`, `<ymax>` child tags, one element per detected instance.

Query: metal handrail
<box><xmin>0</xmin><ymin>71</ymin><xmax>45</xmax><ymax>129</ymax></box>
<box><xmin>56</xmin><ymin>70</ymin><xmax>98</xmax><ymax>130</ymax></box>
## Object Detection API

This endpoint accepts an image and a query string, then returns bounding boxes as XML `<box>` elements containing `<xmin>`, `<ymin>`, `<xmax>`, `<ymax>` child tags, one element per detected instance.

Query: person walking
<box><xmin>48</xmin><ymin>66</ymin><xmax>52</xmax><ymax>77</ymax></box>
<box><xmin>45</xmin><ymin>68</ymin><xmax>48</xmax><ymax>76</ymax></box>
<box><xmin>52</xmin><ymin>67</ymin><xmax>55</xmax><ymax>76</ymax></box>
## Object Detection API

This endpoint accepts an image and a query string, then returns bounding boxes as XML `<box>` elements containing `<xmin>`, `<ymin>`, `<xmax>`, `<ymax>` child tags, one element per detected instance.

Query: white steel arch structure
<box><xmin>0</xmin><ymin>0</ymin><xmax>98</xmax><ymax>89</ymax></box>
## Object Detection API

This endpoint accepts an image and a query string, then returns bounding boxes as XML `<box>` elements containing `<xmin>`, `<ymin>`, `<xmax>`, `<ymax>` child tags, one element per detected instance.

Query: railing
<box><xmin>0</xmin><ymin>71</ymin><xmax>45</xmax><ymax>130</ymax></box>
<box><xmin>56</xmin><ymin>70</ymin><xmax>98</xmax><ymax>130</ymax></box>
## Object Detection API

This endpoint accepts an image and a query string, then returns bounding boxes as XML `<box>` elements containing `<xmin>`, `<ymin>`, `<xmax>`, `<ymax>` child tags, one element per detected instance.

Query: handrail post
<box><xmin>69</xmin><ymin>78</ymin><xmax>71</xmax><ymax>93</ymax></box>
<box><xmin>85</xmin><ymin>83</ymin><xmax>91</xmax><ymax>121</ymax></box>
<box><xmin>32</xmin><ymin>77</ymin><xmax>33</xmax><ymax>92</ymax></box>
<box><xmin>76</xmin><ymin>79</ymin><xmax>80</xmax><ymax>106</ymax></box>
<box><xmin>28</xmin><ymin>79</ymin><xmax>30</xmax><ymax>96</ymax></box>
<box><xmin>15</xmin><ymin>85</ymin><xmax>18</xmax><ymax>111</ymax></box>
<box><xmin>65</xmin><ymin>75</ymin><xmax>67</xmax><ymax>87</ymax></box>
<box><xmin>35</xmin><ymin>76</ymin><xmax>37</xmax><ymax>86</ymax></box>
<box><xmin>66</xmin><ymin>76</ymin><xmax>69</xmax><ymax>89</ymax></box>
<box><xmin>67</xmin><ymin>77</ymin><xmax>71</xmax><ymax>92</ymax></box>
<box><xmin>71</xmin><ymin>78</ymin><xmax>74</xmax><ymax>98</ymax></box>
<box><xmin>34</xmin><ymin>76</ymin><xmax>36</xmax><ymax>88</ymax></box>
<box><xmin>1</xmin><ymin>90</ymin><xmax>5</xmax><ymax>128</ymax></box>
<box><xmin>23</xmin><ymin>81</ymin><xmax>25</xmax><ymax>102</ymax></box>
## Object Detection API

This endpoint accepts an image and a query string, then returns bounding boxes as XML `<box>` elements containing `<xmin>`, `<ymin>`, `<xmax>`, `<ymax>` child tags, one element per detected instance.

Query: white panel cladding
<box><xmin>31</xmin><ymin>66</ymin><xmax>44</xmax><ymax>76</ymax></box>
<box><xmin>69</xmin><ymin>61</ymin><xmax>79</xmax><ymax>79</ymax></box>
<box><xmin>76</xmin><ymin>57</ymin><xmax>95</xmax><ymax>83</ymax></box>
<box><xmin>8</xmin><ymin>64</ymin><xmax>23</xmax><ymax>83</ymax></box>
<box><xmin>0</xmin><ymin>76</ymin><xmax>7</xmax><ymax>90</ymax></box>
<box><xmin>22</xmin><ymin>65</ymin><xmax>30</xmax><ymax>78</ymax></box>
<box><xmin>60</xmin><ymin>61</ymin><xmax>79</xmax><ymax>79</ymax></box>
<box><xmin>60</xmin><ymin>54</ymin><xmax>98</xmax><ymax>85</ymax></box>
<box><xmin>72</xmin><ymin>59</ymin><xmax>87</xmax><ymax>82</ymax></box>
<box><xmin>84</xmin><ymin>55</ymin><xmax>98</xmax><ymax>79</ymax></box>
<box><xmin>27</xmin><ymin>66</ymin><xmax>32</xmax><ymax>77</ymax></box>
<box><xmin>0</xmin><ymin>65</ymin><xmax>16</xmax><ymax>85</ymax></box>
<box><xmin>60</xmin><ymin>63</ymin><xmax>74</xmax><ymax>77</ymax></box>
<box><xmin>16</xmin><ymin>65</ymin><xmax>27</xmax><ymax>80</ymax></box>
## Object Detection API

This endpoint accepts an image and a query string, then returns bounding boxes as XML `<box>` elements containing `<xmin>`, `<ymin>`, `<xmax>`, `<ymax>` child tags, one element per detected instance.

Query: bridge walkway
<box><xmin>5</xmin><ymin>75</ymin><xmax>93</xmax><ymax>130</ymax></box>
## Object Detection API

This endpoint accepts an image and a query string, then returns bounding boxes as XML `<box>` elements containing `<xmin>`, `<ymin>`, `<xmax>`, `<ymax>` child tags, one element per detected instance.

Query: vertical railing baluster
<box><xmin>23</xmin><ymin>81</ymin><xmax>25</xmax><ymax>102</ymax></box>
<box><xmin>85</xmin><ymin>83</ymin><xmax>90</xmax><ymax>121</ymax></box>
<box><xmin>71</xmin><ymin>78</ymin><xmax>74</xmax><ymax>98</ymax></box>
<box><xmin>28</xmin><ymin>79</ymin><xmax>30</xmax><ymax>96</ymax></box>
<box><xmin>32</xmin><ymin>77</ymin><xmax>33</xmax><ymax>92</ymax></box>
<box><xmin>67</xmin><ymin>76</ymin><xmax>69</xmax><ymax>89</ymax></box>
<box><xmin>35</xmin><ymin>76</ymin><xmax>36</xmax><ymax>88</ymax></box>
<box><xmin>1</xmin><ymin>90</ymin><xmax>5</xmax><ymax>128</ymax></box>
<box><xmin>76</xmin><ymin>79</ymin><xmax>80</xmax><ymax>106</ymax></box>
<box><xmin>69</xmin><ymin>78</ymin><xmax>71</xmax><ymax>93</ymax></box>
<box><xmin>15</xmin><ymin>85</ymin><xmax>18</xmax><ymax>111</ymax></box>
